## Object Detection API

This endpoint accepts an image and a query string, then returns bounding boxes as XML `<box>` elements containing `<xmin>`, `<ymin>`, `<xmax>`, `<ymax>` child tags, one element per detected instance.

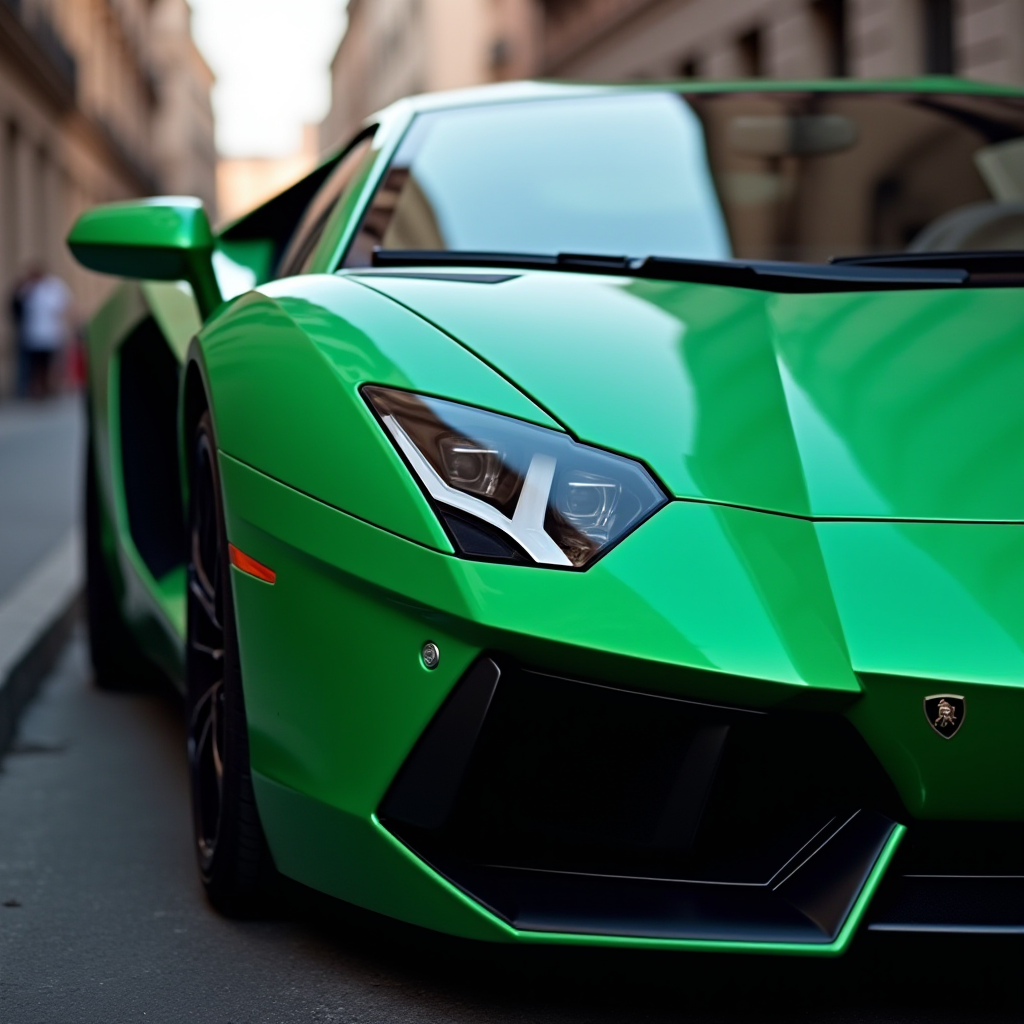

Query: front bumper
<box><xmin>221</xmin><ymin>453</ymin><xmax>1023</xmax><ymax>950</ymax></box>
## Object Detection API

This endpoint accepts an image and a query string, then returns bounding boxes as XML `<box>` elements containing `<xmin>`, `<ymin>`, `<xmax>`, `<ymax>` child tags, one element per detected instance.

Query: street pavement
<box><xmin>1</xmin><ymin>632</ymin><xmax>1021</xmax><ymax>1024</ymax></box>
<box><xmin>0</xmin><ymin>395</ymin><xmax>83</xmax><ymax>602</ymax></box>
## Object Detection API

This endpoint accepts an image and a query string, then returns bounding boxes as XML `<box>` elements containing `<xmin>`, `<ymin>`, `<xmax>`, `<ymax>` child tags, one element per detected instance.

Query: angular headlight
<box><xmin>364</xmin><ymin>387</ymin><xmax>666</xmax><ymax>568</ymax></box>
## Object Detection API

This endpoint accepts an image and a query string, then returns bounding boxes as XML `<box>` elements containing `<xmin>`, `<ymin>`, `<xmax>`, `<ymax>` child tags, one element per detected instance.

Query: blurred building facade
<box><xmin>538</xmin><ymin>0</ymin><xmax>1023</xmax><ymax>83</ymax></box>
<box><xmin>217</xmin><ymin>124</ymin><xmax>321</xmax><ymax>226</ymax></box>
<box><xmin>321</xmin><ymin>0</ymin><xmax>1023</xmax><ymax>151</ymax></box>
<box><xmin>150</xmin><ymin>0</ymin><xmax>217</xmax><ymax>210</ymax></box>
<box><xmin>321</xmin><ymin>0</ymin><xmax>539</xmax><ymax>151</ymax></box>
<box><xmin>0</xmin><ymin>0</ymin><xmax>215</xmax><ymax>396</ymax></box>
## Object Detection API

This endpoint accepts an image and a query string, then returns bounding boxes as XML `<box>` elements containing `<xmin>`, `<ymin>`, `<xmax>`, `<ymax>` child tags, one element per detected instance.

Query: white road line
<box><xmin>0</xmin><ymin>528</ymin><xmax>82</xmax><ymax>684</ymax></box>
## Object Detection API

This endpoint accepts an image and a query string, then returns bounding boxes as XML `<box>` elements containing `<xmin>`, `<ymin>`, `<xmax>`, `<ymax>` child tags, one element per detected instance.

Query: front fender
<box><xmin>191</xmin><ymin>274</ymin><xmax>561</xmax><ymax>548</ymax></box>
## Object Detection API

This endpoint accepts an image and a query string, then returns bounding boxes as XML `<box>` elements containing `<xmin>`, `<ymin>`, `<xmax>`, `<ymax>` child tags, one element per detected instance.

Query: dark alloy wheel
<box><xmin>186</xmin><ymin>410</ymin><xmax>274</xmax><ymax>914</ymax></box>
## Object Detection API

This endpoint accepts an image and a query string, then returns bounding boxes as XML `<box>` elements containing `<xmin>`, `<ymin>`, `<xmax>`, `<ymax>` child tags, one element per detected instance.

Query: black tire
<box><xmin>186</xmin><ymin>411</ymin><xmax>275</xmax><ymax>915</ymax></box>
<box><xmin>85</xmin><ymin>425</ymin><xmax>150</xmax><ymax>691</ymax></box>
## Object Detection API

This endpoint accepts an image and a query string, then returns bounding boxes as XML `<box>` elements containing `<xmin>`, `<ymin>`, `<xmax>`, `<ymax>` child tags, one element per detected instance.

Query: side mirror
<box><xmin>67</xmin><ymin>197</ymin><xmax>223</xmax><ymax>317</ymax></box>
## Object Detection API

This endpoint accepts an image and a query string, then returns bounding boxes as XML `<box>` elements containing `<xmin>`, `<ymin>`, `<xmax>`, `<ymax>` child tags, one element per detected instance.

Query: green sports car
<box><xmin>70</xmin><ymin>79</ymin><xmax>1024</xmax><ymax>955</ymax></box>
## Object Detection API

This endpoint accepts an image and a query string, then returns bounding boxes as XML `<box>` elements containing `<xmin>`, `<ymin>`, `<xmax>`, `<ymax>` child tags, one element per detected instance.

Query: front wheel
<box><xmin>186</xmin><ymin>411</ymin><xmax>275</xmax><ymax>915</ymax></box>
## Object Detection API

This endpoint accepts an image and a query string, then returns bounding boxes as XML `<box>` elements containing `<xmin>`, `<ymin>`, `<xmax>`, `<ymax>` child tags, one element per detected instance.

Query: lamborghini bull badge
<box><xmin>924</xmin><ymin>695</ymin><xmax>966</xmax><ymax>739</ymax></box>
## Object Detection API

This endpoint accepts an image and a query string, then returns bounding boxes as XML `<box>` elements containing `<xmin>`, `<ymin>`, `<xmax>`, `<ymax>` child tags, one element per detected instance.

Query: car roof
<box><xmin>372</xmin><ymin>75</ymin><xmax>1024</xmax><ymax>125</ymax></box>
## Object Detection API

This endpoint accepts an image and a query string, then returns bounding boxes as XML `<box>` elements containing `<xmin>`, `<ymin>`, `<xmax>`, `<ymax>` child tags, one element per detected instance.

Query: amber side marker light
<box><xmin>228</xmin><ymin>543</ymin><xmax>276</xmax><ymax>584</ymax></box>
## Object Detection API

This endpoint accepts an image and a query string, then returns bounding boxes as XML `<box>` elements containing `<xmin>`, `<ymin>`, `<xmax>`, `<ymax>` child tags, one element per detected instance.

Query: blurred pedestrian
<box><xmin>20</xmin><ymin>266</ymin><xmax>72</xmax><ymax>400</ymax></box>
<box><xmin>8</xmin><ymin>266</ymin><xmax>42</xmax><ymax>398</ymax></box>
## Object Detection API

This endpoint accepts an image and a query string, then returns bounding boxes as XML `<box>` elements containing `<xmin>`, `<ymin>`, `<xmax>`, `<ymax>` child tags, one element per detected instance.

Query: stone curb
<box><xmin>0</xmin><ymin>530</ymin><xmax>82</xmax><ymax>759</ymax></box>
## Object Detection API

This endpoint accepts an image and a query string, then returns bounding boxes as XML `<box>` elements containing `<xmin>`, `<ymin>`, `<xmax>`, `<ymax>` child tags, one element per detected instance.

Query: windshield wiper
<box><xmin>370</xmin><ymin>249</ymin><xmax>632</xmax><ymax>273</ymax></box>
<box><xmin>636</xmin><ymin>255</ymin><xmax>967</xmax><ymax>291</ymax></box>
<box><xmin>832</xmin><ymin>250</ymin><xmax>1024</xmax><ymax>286</ymax></box>
<box><xmin>369</xmin><ymin>249</ymin><xmax>975</xmax><ymax>292</ymax></box>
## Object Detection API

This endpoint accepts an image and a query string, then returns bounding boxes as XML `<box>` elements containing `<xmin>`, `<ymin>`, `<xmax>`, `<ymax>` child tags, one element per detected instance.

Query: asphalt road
<box><xmin>1</xmin><ymin>633</ymin><xmax>1021</xmax><ymax>1024</ymax></box>
<box><xmin>0</xmin><ymin>395</ymin><xmax>83</xmax><ymax>602</ymax></box>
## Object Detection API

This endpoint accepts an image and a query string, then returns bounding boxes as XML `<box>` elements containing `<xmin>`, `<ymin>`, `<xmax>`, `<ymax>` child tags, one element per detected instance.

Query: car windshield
<box><xmin>345</xmin><ymin>90</ymin><xmax>1024</xmax><ymax>267</ymax></box>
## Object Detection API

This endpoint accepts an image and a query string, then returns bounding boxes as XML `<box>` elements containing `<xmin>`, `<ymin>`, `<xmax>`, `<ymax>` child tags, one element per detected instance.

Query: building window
<box><xmin>490</xmin><ymin>37</ymin><xmax>511</xmax><ymax>71</ymax></box>
<box><xmin>924</xmin><ymin>0</ymin><xmax>955</xmax><ymax>74</ymax></box>
<box><xmin>739</xmin><ymin>28</ymin><xmax>763</xmax><ymax>77</ymax></box>
<box><xmin>813</xmin><ymin>0</ymin><xmax>847</xmax><ymax>77</ymax></box>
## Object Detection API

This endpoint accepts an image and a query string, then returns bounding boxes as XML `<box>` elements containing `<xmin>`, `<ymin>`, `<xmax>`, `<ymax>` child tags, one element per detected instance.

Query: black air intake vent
<box><xmin>380</xmin><ymin>658</ymin><xmax>903</xmax><ymax>943</ymax></box>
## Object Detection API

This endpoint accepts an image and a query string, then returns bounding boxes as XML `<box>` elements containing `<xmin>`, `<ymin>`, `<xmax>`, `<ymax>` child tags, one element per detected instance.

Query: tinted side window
<box><xmin>275</xmin><ymin>131</ymin><xmax>376</xmax><ymax>278</ymax></box>
<box><xmin>217</xmin><ymin>154</ymin><xmax>342</xmax><ymax>284</ymax></box>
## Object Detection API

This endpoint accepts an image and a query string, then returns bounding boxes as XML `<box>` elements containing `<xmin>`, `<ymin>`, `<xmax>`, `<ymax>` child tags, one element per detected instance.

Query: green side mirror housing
<box><xmin>67</xmin><ymin>197</ymin><xmax>223</xmax><ymax>317</ymax></box>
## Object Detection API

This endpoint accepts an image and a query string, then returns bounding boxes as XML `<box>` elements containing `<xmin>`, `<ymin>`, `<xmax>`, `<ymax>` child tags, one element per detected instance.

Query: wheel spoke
<box><xmin>189</xmin><ymin>574</ymin><xmax>221</xmax><ymax>633</ymax></box>
<box><xmin>191</xmin><ymin>640</ymin><xmax>223</xmax><ymax>661</ymax></box>
<box><xmin>191</xmin><ymin>525</ymin><xmax>218</xmax><ymax>603</ymax></box>
<box><xmin>189</xmin><ymin>678</ymin><xmax>223</xmax><ymax>733</ymax></box>
<box><xmin>211</xmin><ymin>714</ymin><xmax>224</xmax><ymax>790</ymax></box>
<box><xmin>193</xmin><ymin>709</ymin><xmax>214</xmax><ymax>765</ymax></box>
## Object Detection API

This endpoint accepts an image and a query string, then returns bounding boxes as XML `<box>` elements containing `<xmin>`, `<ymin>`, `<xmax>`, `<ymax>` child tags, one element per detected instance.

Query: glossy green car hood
<box><xmin>352</xmin><ymin>271</ymin><xmax>1024</xmax><ymax>522</ymax></box>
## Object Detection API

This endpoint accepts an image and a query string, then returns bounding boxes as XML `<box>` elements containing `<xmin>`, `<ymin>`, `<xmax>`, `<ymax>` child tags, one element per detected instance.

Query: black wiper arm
<box><xmin>370</xmin><ymin>249</ymin><xmax>973</xmax><ymax>292</ymax></box>
<box><xmin>832</xmin><ymin>250</ymin><xmax>1024</xmax><ymax>285</ymax></box>
<box><xmin>370</xmin><ymin>249</ymin><xmax>629</xmax><ymax>273</ymax></box>
<box><xmin>636</xmin><ymin>255</ymin><xmax>966</xmax><ymax>291</ymax></box>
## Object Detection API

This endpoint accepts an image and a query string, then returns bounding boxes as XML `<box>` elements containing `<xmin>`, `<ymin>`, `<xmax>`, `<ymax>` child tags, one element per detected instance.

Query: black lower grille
<box><xmin>380</xmin><ymin>658</ymin><xmax>904</xmax><ymax>942</ymax></box>
<box><xmin>868</xmin><ymin>822</ymin><xmax>1024</xmax><ymax>934</ymax></box>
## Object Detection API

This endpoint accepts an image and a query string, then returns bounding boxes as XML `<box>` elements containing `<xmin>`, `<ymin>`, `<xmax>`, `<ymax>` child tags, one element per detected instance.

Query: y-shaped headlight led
<box><xmin>364</xmin><ymin>387</ymin><xmax>666</xmax><ymax>568</ymax></box>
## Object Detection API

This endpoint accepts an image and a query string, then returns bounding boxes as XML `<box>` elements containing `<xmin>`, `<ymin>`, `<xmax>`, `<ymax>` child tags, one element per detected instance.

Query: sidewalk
<box><xmin>0</xmin><ymin>393</ymin><xmax>83</xmax><ymax>601</ymax></box>
<box><xmin>0</xmin><ymin>393</ymin><xmax>84</xmax><ymax>757</ymax></box>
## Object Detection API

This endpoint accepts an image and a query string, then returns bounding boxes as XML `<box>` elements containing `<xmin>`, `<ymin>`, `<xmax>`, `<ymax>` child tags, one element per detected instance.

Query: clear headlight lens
<box><xmin>364</xmin><ymin>387</ymin><xmax>666</xmax><ymax>568</ymax></box>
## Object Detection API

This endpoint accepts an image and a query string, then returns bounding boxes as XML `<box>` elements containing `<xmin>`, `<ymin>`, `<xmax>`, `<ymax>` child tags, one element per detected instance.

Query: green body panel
<box><xmin>199</xmin><ymin>275</ymin><xmax>559</xmax><ymax>551</ymax></box>
<box><xmin>69</xmin><ymin>197</ymin><xmax>222</xmax><ymax>316</ymax></box>
<box><xmin>816</xmin><ymin>522</ymin><xmax>1023</xmax><ymax>687</ymax></box>
<box><xmin>70</xmin><ymin>196</ymin><xmax>213</xmax><ymax>255</ymax></box>
<box><xmin>251</xmin><ymin>775</ymin><xmax>515</xmax><ymax>942</ymax></box>
<box><xmin>221</xmin><ymin>454</ymin><xmax>1023</xmax><ymax>826</ymax></box>
<box><xmin>216</xmin><ymin>237</ymin><xmax>276</xmax><ymax>287</ymax></box>
<box><xmin>822</xmin><ymin>521</ymin><xmax>1024</xmax><ymax>818</ymax></box>
<box><xmin>144</xmin><ymin>280</ymin><xmax>203</xmax><ymax>361</ymax></box>
<box><xmin>356</xmin><ymin>272</ymin><xmax>1024</xmax><ymax>521</ymax></box>
<box><xmin>70</xmin><ymin>78</ymin><xmax>1024</xmax><ymax>952</ymax></box>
